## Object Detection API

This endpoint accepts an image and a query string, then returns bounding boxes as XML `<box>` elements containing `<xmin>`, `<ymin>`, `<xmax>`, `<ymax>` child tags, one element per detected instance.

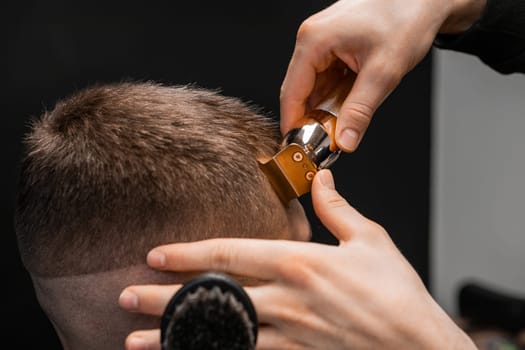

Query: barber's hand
<box><xmin>280</xmin><ymin>0</ymin><xmax>486</xmax><ymax>152</ymax></box>
<box><xmin>120</xmin><ymin>169</ymin><xmax>476</xmax><ymax>350</ymax></box>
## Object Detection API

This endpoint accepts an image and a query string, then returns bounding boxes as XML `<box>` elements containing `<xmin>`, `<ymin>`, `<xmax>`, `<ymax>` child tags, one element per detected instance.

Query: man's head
<box><xmin>14</xmin><ymin>81</ymin><xmax>309</xmax><ymax>349</ymax></box>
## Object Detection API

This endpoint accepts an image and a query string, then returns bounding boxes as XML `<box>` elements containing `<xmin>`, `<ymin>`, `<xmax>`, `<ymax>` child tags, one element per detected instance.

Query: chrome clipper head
<box><xmin>259</xmin><ymin>112</ymin><xmax>341</xmax><ymax>205</ymax></box>
<box><xmin>260</xmin><ymin>75</ymin><xmax>355</xmax><ymax>205</ymax></box>
<box><xmin>259</xmin><ymin>74</ymin><xmax>352</xmax><ymax>205</ymax></box>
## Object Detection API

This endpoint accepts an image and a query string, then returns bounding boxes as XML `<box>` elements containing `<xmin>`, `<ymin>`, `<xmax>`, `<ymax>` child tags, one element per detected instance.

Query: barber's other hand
<box><xmin>280</xmin><ymin>0</ymin><xmax>486</xmax><ymax>152</ymax></box>
<box><xmin>120</xmin><ymin>169</ymin><xmax>475</xmax><ymax>350</ymax></box>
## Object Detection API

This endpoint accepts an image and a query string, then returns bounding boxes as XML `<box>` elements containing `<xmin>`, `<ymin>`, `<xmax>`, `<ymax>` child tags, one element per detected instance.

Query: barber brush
<box><xmin>160</xmin><ymin>272</ymin><xmax>257</xmax><ymax>350</ymax></box>
<box><xmin>259</xmin><ymin>73</ymin><xmax>353</xmax><ymax>204</ymax></box>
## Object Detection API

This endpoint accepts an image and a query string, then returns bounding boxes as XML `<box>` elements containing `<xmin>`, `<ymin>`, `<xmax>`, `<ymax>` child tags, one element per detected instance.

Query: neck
<box><xmin>32</xmin><ymin>265</ymin><xmax>192</xmax><ymax>350</ymax></box>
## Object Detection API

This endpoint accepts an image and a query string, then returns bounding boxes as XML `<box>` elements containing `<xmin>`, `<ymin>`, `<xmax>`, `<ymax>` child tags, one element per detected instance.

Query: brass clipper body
<box><xmin>259</xmin><ymin>78</ymin><xmax>352</xmax><ymax>205</ymax></box>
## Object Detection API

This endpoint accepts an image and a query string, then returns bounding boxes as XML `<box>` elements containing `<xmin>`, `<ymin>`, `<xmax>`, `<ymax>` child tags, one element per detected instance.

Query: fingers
<box><xmin>123</xmin><ymin>325</ymin><xmax>305</xmax><ymax>350</ymax></box>
<box><xmin>147</xmin><ymin>238</ymin><xmax>303</xmax><ymax>279</ymax></box>
<box><xmin>124</xmin><ymin>329</ymin><xmax>160</xmax><ymax>350</ymax></box>
<box><xmin>257</xmin><ymin>326</ymin><xmax>304</xmax><ymax>350</ymax></box>
<box><xmin>245</xmin><ymin>284</ymin><xmax>302</xmax><ymax>326</ymax></box>
<box><xmin>119</xmin><ymin>284</ymin><xmax>181</xmax><ymax>315</ymax></box>
<box><xmin>120</xmin><ymin>282</ymin><xmax>306</xmax><ymax>328</ymax></box>
<box><xmin>121</xmin><ymin>284</ymin><xmax>307</xmax><ymax>350</ymax></box>
<box><xmin>280</xmin><ymin>19</ymin><xmax>340</xmax><ymax>137</ymax></box>
<box><xmin>120</xmin><ymin>283</ymin><xmax>302</xmax><ymax>329</ymax></box>
<box><xmin>123</xmin><ymin>327</ymin><xmax>304</xmax><ymax>350</ymax></box>
<box><xmin>335</xmin><ymin>59</ymin><xmax>402</xmax><ymax>152</ymax></box>
<box><xmin>282</xmin><ymin>53</ymin><xmax>402</xmax><ymax>152</ymax></box>
<box><xmin>311</xmin><ymin>169</ymin><xmax>371</xmax><ymax>243</ymax></box>
<box><xmin>307</xmin><ymin>65</ymin><xmax>349</xmax><ymax>110</ymax></box>
<box><xmin>279</xmin><ymin>49</ymin><xmax>317</xmax><ymax>136</ymax></box>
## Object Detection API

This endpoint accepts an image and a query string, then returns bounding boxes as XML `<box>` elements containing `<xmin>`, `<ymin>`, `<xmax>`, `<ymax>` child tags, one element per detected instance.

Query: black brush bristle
<box><xmin>161</xmin><ymin>272</ymin><xmax>257</xmax><ymax>350</ymax></box>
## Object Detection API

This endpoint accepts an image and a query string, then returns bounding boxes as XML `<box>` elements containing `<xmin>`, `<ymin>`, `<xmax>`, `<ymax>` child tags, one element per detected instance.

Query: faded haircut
<box><xmin>15</xmin><ymin>81</ymin><xmax>288</xmax><ymax>278</ymax></box>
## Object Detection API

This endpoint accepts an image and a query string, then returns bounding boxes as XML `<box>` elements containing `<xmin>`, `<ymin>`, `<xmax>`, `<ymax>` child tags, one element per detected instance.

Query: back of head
<box><xmin>15</xmin><ymin>81</ymin><xmax>288</xmax><ymax>278</ymax></box>
<box><xmin>14</xmin><ymin>81</ymin><xmax>298</xmax><ymax>349</ymax></box>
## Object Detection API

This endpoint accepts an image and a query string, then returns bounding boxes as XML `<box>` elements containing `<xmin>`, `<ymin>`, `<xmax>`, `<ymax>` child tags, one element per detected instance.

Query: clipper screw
<box><xmin>292</xmin><ymin>152</ymin><xmax>303</xmax><ymax>162</ymax></box>
<box><xmin>305</xmin><ymin>171</ymin><xmax>315</xmax><ymax>181</ymax></box>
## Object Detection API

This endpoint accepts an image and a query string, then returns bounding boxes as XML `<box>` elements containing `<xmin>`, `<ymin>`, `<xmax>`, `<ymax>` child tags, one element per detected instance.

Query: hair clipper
<box><xmin>259</xmin><ymin>76</ymin><xmax>353</xmax><ymax>205</ymax></box>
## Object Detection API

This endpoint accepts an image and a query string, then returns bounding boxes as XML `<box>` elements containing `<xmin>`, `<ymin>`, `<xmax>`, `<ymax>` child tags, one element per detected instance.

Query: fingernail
<box><xmin>127</xmin><ymin>336</ymin><xmax>147</xmax><ymax>350</ymax></box>
<box><xmin>119</xmin><ymin>290</ymin><xmax>139</xmax><ymax>310</ymax></box>
<box><xmin>147</xmin><ymin>250</ymin><xmax>165</xmax><ymax>268</ymax></box>
<box><xmin>318</xmin><ymin>170</ymin><xmax>335</xmax><ymax>190</ymax></box>
<box><xmin>338</xmin><ymin>128</ymin><xmax>359</xmax><ymax>151</ymax></box>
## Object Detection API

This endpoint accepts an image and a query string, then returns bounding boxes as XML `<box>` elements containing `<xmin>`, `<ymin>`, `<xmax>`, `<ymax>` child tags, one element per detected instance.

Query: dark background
<box><xmin>4</xmin><ymin>1</ymin><xmax>431</xmax><ymax>347</ymax></box>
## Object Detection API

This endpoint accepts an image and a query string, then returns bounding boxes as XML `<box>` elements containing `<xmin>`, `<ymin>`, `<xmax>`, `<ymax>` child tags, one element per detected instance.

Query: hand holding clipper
<box><xmin>259</xmin><ymin>76</ymin><xmax>353</xmax><ymax>204</ymax></box>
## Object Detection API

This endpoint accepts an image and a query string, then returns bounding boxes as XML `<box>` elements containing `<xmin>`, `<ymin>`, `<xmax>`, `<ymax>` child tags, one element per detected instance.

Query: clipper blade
<box><xmin>259</xmin><ymin>144</ymin><xmax>318</xmax><ymax>205</ymax></box>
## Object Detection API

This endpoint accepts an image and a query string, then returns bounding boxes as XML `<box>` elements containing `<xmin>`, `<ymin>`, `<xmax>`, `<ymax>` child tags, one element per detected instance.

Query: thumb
<box><xmin>311</xmin><ymin>169</ymin><xmax>371</xmax><ymax>243</ymax></box>
<box><xmin>335</xmin><ymin>61</ymin><xmax>400</xmax><ymax>152</ymax></box>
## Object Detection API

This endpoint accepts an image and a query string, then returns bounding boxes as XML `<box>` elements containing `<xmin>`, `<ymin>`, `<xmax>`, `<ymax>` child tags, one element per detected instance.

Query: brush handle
<box><xmin>161</xmin><ymin>272</ymin><xmax>257</xmax><ymax>350</ymax></box>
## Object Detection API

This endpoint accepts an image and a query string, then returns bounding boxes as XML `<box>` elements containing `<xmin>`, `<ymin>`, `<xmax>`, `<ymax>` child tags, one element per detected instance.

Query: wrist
<box><xmin>408</xmin><ymin>297</ymin><xmax>477</xmax><ymax>349</ymax></box>
<box><xmin>439</xmin><ymin>0</ymin><xmax>487</xmax><ymax>34</ymax></box>
<box><xmin>450</xmin><ymin>329</ymin><xmax>478</xmax><ymax>350</ymax></box>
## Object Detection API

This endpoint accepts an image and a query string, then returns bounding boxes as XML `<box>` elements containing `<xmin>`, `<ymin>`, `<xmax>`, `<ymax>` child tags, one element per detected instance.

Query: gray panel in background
<box><xmin>431</xmin><ymin>48</ymin><xmax>525</xmax><ymax>315</ymax></box>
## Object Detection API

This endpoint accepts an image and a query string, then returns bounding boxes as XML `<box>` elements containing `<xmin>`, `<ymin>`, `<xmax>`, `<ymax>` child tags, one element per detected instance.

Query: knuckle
<box><xmin>325</xmin><ymin>194</ymin><xmax>349</xmax><ymax>210</ymax></box>
<box><xmin>263</xmin><ymin>327</ymin><xmax>304</xmax><ymax>350</ymax></box>
<box><xmin>276</xmin><ymin>308</ymin><xmax>325</xmax><ymax>348</ymax></box>
<box><xmin>279</xmin><ymin>83</ymin><xmax>289</xmax><ymax>102</ymax></box>
<box><xmin>369</xmin><ymin>59</ymin><xmax>404</xmax><ymax>90</ymax></box>
<box><xmin>276</xmin><ymin>305</ymin><xmax>306</xmax><ymax>326</ymax></box>
<box><xmin>209</xmin><ymin>242</ymin><xmax>235</xmax><ymax>271</ymax></box>
<box><xmin>276</xmin><ymin>254</ymin><xmax>316</xmax><ymax>287</ymax></box>
<box><xmin>341</xmin><ymin>102</ymin><xmax>374</xmax><ymax>129</ymax></box>
<box><xmin>382</xmin><ymin>67</ymin><xmax>403</xmax><ymax>91</ymax></box>
<box><xmin>296</xmin><ymin>19</ymin><xmax>316</xmax><ymax>43</ymax></box>
<box><xmin>364</xmin><ymin>221</ymin><xmax>391</xmax><ymax>243</ymax></box>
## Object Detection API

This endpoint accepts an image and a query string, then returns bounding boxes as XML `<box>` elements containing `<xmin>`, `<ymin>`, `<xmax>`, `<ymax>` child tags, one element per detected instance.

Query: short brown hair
<box><xmin>15</xmin><ymin>81</ymin><xmax>288</xmax><ymax>277</ymax></box>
